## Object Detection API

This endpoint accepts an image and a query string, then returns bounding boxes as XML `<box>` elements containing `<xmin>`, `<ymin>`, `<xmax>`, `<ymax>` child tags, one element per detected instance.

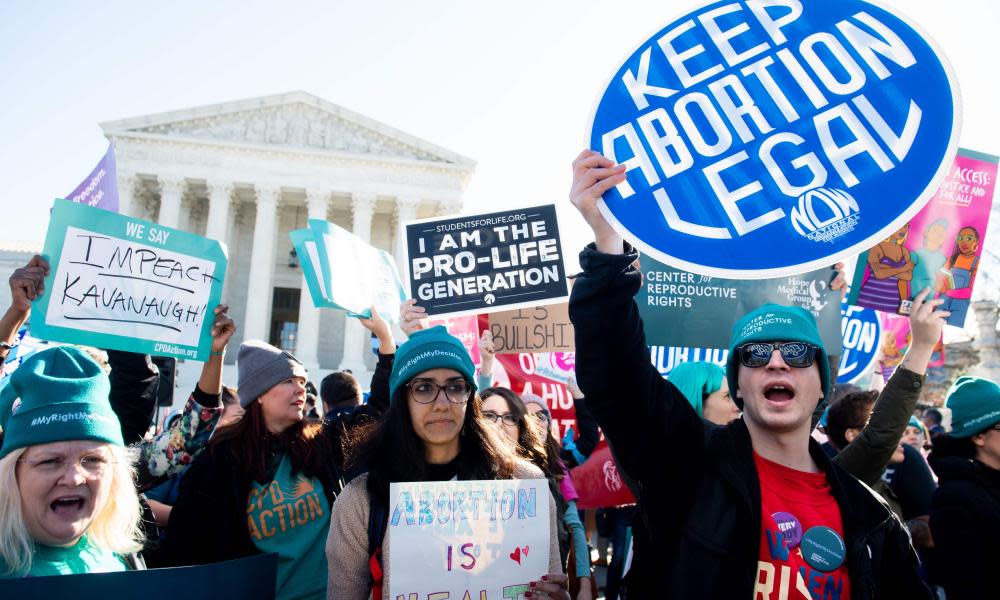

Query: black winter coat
<box><xmin>159</xmin><ymin>352</ymin><xmax>394</xmax><ymax>567</ymax></box>
<box><xmin>928</xmin><ymin>453</ymin><xmax>1000</xmax><ymax>599</ymax></box>
<box><xmin>568</xmin><ymin>244</ymin><xmax>930</xmax><ymax>599</ymax></box>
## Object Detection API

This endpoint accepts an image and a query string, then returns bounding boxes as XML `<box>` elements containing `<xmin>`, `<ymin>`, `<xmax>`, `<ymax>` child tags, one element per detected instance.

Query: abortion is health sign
<box><xmin>388</xmin><ymin>479</ymin><xmax>550</xmax><ymax>600</ymax></box>
<box><xmin>838</xmin><ymin>300</ymin><xmax>881</xmax><ymax>384</ymax></box>
<box><xmin>589</xmin><ymin>0</ymin><xmax>960</xmax><ymax>278</ymax></box>
<box><xmin>32</xmin><ymin>199</ymin><xmax>227</xmax><ymax>361</ymax></box>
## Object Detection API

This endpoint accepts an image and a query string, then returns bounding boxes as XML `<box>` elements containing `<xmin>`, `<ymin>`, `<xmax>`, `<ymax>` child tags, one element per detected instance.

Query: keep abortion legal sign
<box><xmin>589</xmin><ymin>0</ymin><xmax>960</xmax><ymax>278</ymax></box>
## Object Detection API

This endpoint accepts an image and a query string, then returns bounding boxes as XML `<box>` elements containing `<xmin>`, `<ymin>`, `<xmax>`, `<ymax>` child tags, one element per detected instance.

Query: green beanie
<box><xmin>389</xmin><ymin>325</ymin><xmax>476</xmax><ymax>400</ymax></box>
<box><xmin>946</xmin><ymin>376</ymin><xmax>1000</xmax><ymax>438</ymax></box>
<box><xmin>0</xmin><ymin>346</ymin><xmax>122</xmax><ymax>459</ymax></box>
<box><xmin>726</xmin><ymin>303</ymin><xmax>830</xmax><ymax>408</ymax></box>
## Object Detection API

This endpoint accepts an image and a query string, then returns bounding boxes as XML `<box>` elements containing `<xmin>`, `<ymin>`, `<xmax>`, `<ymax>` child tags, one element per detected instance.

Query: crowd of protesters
<box><xmin>0</xmin><ymin>151</ymin><xmax>997</xmax><ymax>600</ymax></box>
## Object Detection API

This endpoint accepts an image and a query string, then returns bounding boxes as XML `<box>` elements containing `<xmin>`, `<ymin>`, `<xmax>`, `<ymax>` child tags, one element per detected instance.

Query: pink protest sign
<box><xmin>428</xmin><ymin>314</ymin><xmax>481</xmax><ymax>365</ymax></box>
<box><xmin>849</xmin><ymin>149</ymin><xmax>998</xmax><ymax>327</ymax></box>
<box><xmin>877</xmin><ymin>312</ymin><xmax>945</xmax><ymax>383</ymax></box>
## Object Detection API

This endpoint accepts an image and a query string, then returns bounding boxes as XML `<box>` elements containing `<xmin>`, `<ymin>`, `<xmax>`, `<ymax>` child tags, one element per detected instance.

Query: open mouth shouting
<box><xmin>763</xmin><ymin>382</ymin><xmax>796</xmax><ymax>406</ymax></box>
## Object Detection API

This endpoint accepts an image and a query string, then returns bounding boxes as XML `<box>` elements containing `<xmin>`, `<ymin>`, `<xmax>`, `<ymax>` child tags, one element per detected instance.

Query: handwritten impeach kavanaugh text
<box><xmin>47</xmin><ymin>224</ymin><xmax>218</xmax><ymax>352</ymax></box>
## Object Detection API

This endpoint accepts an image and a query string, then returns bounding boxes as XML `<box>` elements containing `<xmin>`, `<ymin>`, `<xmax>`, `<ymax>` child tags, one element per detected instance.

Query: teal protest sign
<box><xmin>31</xmin><ymin>199</ymin><xmax>227</xmax><ymax>361</ymax></box>
<box><xmin>636</xmin><ymin>255</ymin><xmax>841</xmax><ymax>351</ymax></box>
<box><xmin>0</xmin><ymin>553</ymin><xmax>277</xmax><ymax>600</ymax></box>
<box><xmin>291</xmin><ymin>219</ymin><xmax>406</xmax><ymax>322</ymax></box>
<box><xmin>289</xmin><ymin>228</ymin><xmax>338</xmax><ymax>309</ymax></box>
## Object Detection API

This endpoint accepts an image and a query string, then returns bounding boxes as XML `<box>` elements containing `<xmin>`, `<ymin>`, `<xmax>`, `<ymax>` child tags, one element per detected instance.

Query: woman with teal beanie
<box><xmin>928</xmin><ymin>376</ymin><xmax>1000</xmax><ymax>598</ymax></box>
<box><xmin>667</xmin><ymin>362</ymin><xmax>740</xmax><ymax>425</ymax></box>
<box><xmin>0</xmin><ymin>346</ymin><xmax>145</xmax><ymax>578</ymax></box>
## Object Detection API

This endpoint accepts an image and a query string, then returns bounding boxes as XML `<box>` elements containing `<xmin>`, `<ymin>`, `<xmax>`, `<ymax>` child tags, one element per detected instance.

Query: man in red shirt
<box><xmin>566</xmin><ymin>150</ymin><xmax>939</xmax><ymax>598</ymax></box>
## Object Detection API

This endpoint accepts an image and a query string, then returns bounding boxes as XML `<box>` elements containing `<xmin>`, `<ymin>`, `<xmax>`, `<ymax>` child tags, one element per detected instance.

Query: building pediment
<box><xmin>101</xmin><ymin>91</ymin><xmax>474</xmax><ymax>168</ymax></box>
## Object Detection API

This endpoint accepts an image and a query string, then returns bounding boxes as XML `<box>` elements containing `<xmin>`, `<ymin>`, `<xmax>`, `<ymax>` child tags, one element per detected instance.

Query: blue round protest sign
<box><xmin>838</xmin><ymin>299</ymin><xmax>881</xmax><ymax>384</ymax></box>
<box><xmin>588</xmin><ymin>0</ymin><xmax>960</xmax><ymax>278</ymax></box>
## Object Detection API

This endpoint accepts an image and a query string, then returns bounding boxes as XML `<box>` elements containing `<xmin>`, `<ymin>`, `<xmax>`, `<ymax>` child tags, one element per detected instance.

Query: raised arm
<box><xmin>357</xmin><ymin>305</ymin><xmax>394</xmax><ymax>416</ymax></box>
<box><xmin>567</xmin><ymin>150</ymin><xmax>704</xmax><ymax>489</ymax></box>
<box><xmin>833</xmin><ymin>289</ymin><xmax>947</xmax><ymax>484</ymax></box>
<box><xmin>0</xmin><ymin>255</ymin><xmax>48</xmax><ymax>361</ymax></box>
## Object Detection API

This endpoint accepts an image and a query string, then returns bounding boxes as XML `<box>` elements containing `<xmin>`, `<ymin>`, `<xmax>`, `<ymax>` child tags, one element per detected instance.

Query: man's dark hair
<box><xmin>923</xmin><ymin>408</ymin><xmax>943</xmax><ymax>425</ymax></box>
<box><xmin>826</xmin><ymin>390</ymin><xmax>878</xmax><ymax>451</ymax></box>
<box><xmin>320</xmin><ymin>371</ymin><xmax>362</xmax><ymax>411</ymax></box>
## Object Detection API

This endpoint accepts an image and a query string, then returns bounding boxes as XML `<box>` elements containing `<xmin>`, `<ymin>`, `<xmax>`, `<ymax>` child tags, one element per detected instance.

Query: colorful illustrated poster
<box><xmin>32</xmin><ymin>199</ymin><xmax>227</xmax><ymax>361</ymax></box>
<box><xmin>850</xmin><ymin>149</ymin><xmax>998</xmax><ymax>327</ymax></box>
<box><xmin>877</xmin><ymin>312</ymin><xmax>945</xmax><ymax>382</ymax></box>
<box><xmin>387</xmin><ymin>479</ymin><xmax>550</xmax><ymax>600</ymax></box>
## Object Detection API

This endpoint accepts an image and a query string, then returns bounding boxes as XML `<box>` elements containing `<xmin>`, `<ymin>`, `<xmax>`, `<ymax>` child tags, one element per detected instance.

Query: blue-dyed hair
<box><xmin>668</xmin><ymin>361</ymin><xmax>725</xmax><ymax>418</ymax></box>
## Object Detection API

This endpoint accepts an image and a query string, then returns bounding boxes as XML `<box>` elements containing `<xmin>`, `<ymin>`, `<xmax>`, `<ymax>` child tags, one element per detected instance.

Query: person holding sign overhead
<box><xmin>565</xmin><ymin>150</ymin><xmax>931</xmax><ymax>598</ymax></box>
<box><xmin>326</xmin><ymin>325</ymin><xmax>565</xmax><ymax>599</ymax></box>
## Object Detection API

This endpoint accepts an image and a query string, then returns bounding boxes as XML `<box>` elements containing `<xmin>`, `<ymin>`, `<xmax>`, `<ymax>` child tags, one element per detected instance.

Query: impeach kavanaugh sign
<box><xmin>405</xmin><ymin>205</ymin><xmax>569</xmax><ymax>317</ymax></box>
<box><xmin>589</xmin><ymin>0</ymin><xmax>960</xmax><ymax>279</ymax></box>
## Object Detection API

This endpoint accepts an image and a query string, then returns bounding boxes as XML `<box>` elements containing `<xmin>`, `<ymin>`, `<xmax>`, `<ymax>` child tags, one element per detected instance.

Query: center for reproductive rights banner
<box><xmin>589</xmin><ymin>0</ymin><xmax>960</xmax><ymax>278</ymax></box>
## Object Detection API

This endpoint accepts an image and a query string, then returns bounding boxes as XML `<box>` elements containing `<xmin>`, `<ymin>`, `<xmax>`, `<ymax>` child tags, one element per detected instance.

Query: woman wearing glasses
<box><xmin>480</xmin><ymin>387</ymin><xmax>594</xmax><ymax>600</ymax></box>
<box><xmin>326</xmin><ymin>326</ymin><xmax>566</xmax><ymax>599</ymax></box>
<box><xmin>0</xmin><ymin>346</ymin><xmax>145</xmax><ymax>577</ymax></box>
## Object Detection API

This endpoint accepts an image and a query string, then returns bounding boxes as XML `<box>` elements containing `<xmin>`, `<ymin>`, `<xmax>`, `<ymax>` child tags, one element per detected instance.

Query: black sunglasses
<box><xmin>737</xmin><ymin>342</ymin><xmax>818</xmax><ymax>369</ymax></box>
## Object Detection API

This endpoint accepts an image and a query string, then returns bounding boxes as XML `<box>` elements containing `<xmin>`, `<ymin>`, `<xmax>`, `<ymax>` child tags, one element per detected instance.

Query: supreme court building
<box><xmin>103</xmin><ymin>91</ymin><xmax>475</xmax><ymax>386</ymax></box>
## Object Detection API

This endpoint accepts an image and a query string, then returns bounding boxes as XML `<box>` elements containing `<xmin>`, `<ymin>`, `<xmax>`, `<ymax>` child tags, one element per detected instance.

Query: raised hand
<box><xmin>359</xmin><ymin>305</ymin><xmax>394</xmax><ymax>353</ymax></box>
<box><xmin>9</xmin><ymin>255</ymin><xmax>49</xmax><ymax>313</ymax></box>
<box><xmin>899</xmin><ymin>288</ymin><xmax>949</xmax><ymax>375</ymax></box>
<box><xmin>210</xmin><ymin>304</ymin><xmax>237</xmax><ymax>354</ymax></box>
<box><xmin>399</xmin><ymin>299</ymin><xmax>428</xmax><ymax>337</ymax></box>
<box><xmin>569</xmin><ymin>150</ymin><xmax>627</xmax><ymax>254</ymax></box>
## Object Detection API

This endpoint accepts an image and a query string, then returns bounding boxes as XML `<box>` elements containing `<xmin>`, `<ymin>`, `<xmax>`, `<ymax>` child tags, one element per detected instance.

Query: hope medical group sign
<box><xmin>589</xmin><ymin>0</ymin><xmax>960</xmax><ymax>278</ymax></box>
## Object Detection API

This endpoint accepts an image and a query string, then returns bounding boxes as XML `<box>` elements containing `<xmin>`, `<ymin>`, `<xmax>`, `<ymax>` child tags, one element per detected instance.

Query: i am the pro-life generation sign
<box><xmin>32</xmin><ymin>199</ymin><xmax>227</xmax><ymax>361</ymax></box>
<box><xmin>589</xmin><ymin>0</ymin><xmax>960</xmax><ymax>278</ymax></box>
<box><xmin>405</xmin><ymin>205</ymin><xmax>569</xmax><ymax>317</ymax></box>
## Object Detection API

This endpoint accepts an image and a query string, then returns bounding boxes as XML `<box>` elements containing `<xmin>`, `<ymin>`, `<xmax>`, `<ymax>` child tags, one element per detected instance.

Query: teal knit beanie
<box><xmin>946</xmin><ymin>376</ymin><xmax>1000</xmax><ymax>438</ymax></box>
<box><xmin>726</xmin><ymin>304</ymin><xmax>830</xmax><ymax>408</ymax></box>
<box><xmin>389</xmin><ymin>325</ymin><xmax>476</xmax><ymax>400</ymax></box>
<box><xmin>0</xmin><ymin>346</ymin><xmax>122</xmax><ymax>459</ymax></box>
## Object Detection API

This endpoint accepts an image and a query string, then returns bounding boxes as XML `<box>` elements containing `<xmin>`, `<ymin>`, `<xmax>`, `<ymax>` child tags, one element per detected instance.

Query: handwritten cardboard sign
<box><xmin>388</xmin><ymin>479</ymin><xmax>550</xmax><ymax>600</ymax></box>
<box><xmin>488</xmin><ymin>303</ymin><xmax>574</xmax><ymax>354</ymax></box>
<box><xmin>32</xmin><ymin>200</ymin><xmax>227</xmax><ymax>361</ymax></box>
<box><xmin>405</xmin><ymin>205</ymin><xmax>569</xmax><ymax>317</ymax></box>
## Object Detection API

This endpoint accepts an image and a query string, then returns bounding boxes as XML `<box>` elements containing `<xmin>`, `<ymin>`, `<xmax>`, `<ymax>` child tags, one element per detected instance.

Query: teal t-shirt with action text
<box><xmin>247</xmin><ymin>453</ymin><xmax>330</xmax><ymax>600</ymax></box>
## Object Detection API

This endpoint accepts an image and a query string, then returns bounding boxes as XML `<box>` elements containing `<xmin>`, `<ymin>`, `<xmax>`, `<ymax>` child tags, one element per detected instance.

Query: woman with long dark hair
<box><xmin>480</xmin><ymin>387</ymin><xmax>593</xmax><ymax>600</ymax></box>
<box><xmin>326</xmin><ymin>325</ymin><xmax>565</xmax><ymax>599</ymax></box>
<box><xmin>162</xmin><ymin>309</ymin><xmax>395</xmax><ymax>600</ymax></box>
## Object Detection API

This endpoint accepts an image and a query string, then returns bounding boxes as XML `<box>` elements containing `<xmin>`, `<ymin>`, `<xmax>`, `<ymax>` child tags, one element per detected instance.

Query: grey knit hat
<box><xmin>236</xmin><ymin>340</ymin><xmax>308</xmax><ymax>407</ymax></box>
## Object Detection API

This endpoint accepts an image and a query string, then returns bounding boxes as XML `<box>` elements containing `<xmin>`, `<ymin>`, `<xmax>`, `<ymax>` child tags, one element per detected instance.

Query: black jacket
<box><xmin>928</xmin><ymin>452</ymin><xmax>1000</xmax><ymax>599</ymax></box>
<box><xmin>159</xmin><ymin>352</ymin><xmax>394</xmax><ymax>567</ymax></box>
<box><xmin>568</xmin><ymin>244</ymin><xmax>930</xmax><ymax>599</ymax></box>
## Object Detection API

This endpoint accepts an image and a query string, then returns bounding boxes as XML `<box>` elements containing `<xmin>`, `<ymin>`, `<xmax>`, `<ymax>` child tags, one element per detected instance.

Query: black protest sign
<box><xmin>0</xmin><ymin>553</ymin><xmax>277</xmax><ymax>600</ymax></box>
<box><xmin>637</xmin><ymin>256</ymin><xmax>842</xmax><ymax>351</ymax></box>
<box><xmin>405</xmin><ymin>205</ymin><xmax>568</xmax><ymax>317</ymax></box>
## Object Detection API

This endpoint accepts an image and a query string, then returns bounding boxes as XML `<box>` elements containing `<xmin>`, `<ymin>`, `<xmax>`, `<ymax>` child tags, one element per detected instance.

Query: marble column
<box><xmin>393</xmin><ymin>196</ymin><xmax>420</xmax><ymax>288</ymax></box>
<box><xmin>973</xmin><ymin>300</ymin><xmax>1000</xmax><ymax>381</ymax></box>
<box><xmin>338</xmin><ymin>193</ymin><xmax>376</xmax><ymax>373</ymax></box>
<box><xmin>157</xmin><ymin>176</ymin><xmax>185</xmax><ymax>229</ymax></box>
<box><xmin>296</xmin><ymin>189</ymin><xmax>329</xmax><ymax>374</ymax></box>
<box><xmin>205</xmin><ymin>182</ymin><xmax>233</xmax><ymax>245</ymax></box>
<box><xmin>243</xmin><ymin>185</ymin><xmax>281</xmax><ymax>342</ymax></box>
<box><xmin>116</xmin><ymin>170</ymin><xmax>137</xmax><ymax>218</ymax></box>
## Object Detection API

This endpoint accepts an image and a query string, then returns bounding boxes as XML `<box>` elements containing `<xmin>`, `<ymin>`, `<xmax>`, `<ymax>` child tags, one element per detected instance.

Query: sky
<box><xmin>1</xmin><ymin>0</ymin><xmax>998</xmax><ymax>334</ymax></box>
